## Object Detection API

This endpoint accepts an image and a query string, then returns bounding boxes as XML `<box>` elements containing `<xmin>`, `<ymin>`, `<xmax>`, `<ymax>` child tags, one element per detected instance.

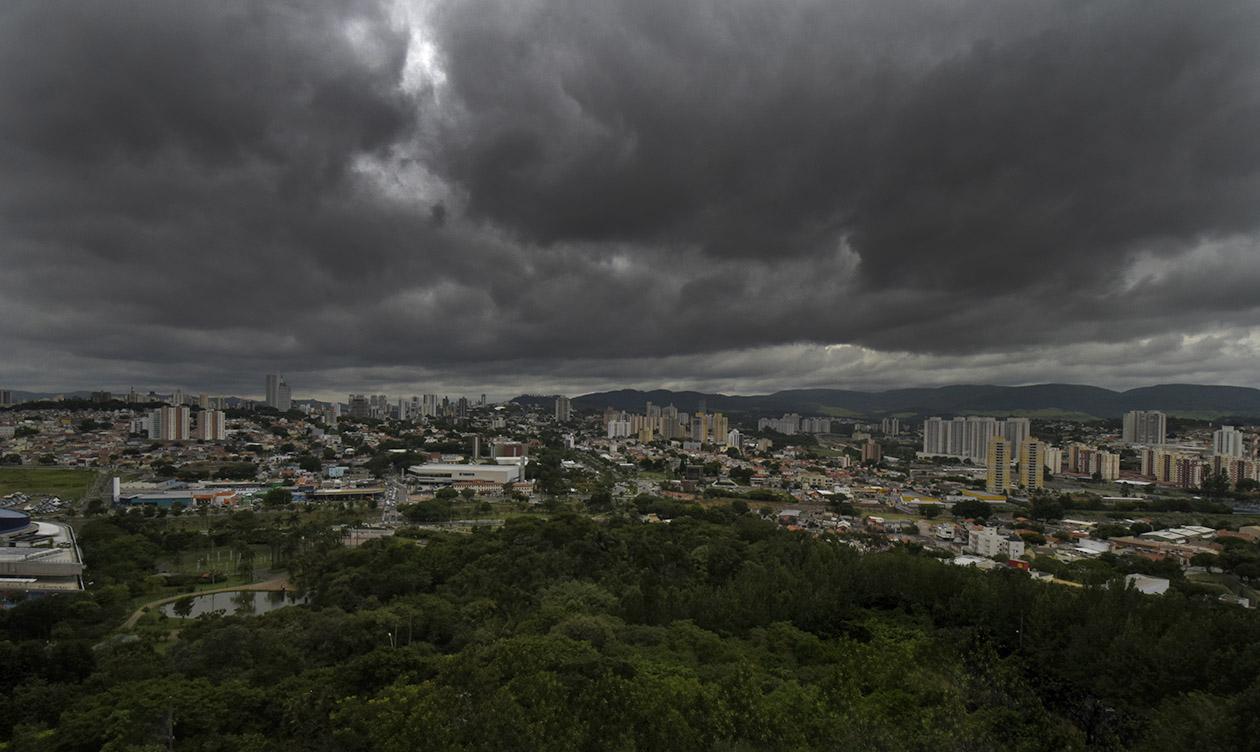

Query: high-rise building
<box><xmin>554</xmin><ymin>396</ymin><xmax>571</xmax><ymax>422</ymax></box>
<box><xmin>986</xmin><ymin>436</ymin><xmax>1012</xmax><ymax>493</ymax></box>
<box><xmin>862</xmin><ymin>438</ymin><xmax>883</xmax><ymax>463</ymax></box>
<box><xmin>948</xmin><ymin>417</ymin><xmax>967</xmax><ymax>457</ymax></box>
<box><xmin>348</xmin><ymin>394</ymin><xmax>370</xmax><ymax>418</ymax></box>
<box><xmin>1122</xmin><ymin>410</ymin><xmax>1166</xmax><ymax>445</ymax></box>
<box><xmin>1043</xmin><ymin>445</ymin><xmax>1063</xmax><ymax>474</ymax></box>
<box><xmin>1018</xmin><ymin>437</ymin><xmax>1044</xmax><ymax>490</ymax></box>
<box><xmin>265</xmin><ymin>374</ymin><xmax>292</xmax><ymax>411</ymax></box>
<box><xmin>691</xmin><ymin>412</ymin><xmax>709</xmax><ymax>443</ymax></box>
<box><xmin>198</xmin><ymin>393</ymin><xmax>210</xmax><ymax>409</ymax></box>
<box><xmin>923</xmin><ymin>417</ymin><xmax>947</xmax><ymax>455</ymax></box>
<box><xmin>0</xmin><ymin>389</ymin><xmax>11</xmax><ymax>407</ymax></box>
<box><xmin>1003</xmin><ymin>418</ymin><xmax>1030</xmax><ymax>454</ymax></box>
<box><xmin>964</xmin><ymin>416</ymin><xmax>999</xmax><ymax>463</ymax></box>
<box><xmin>265</xmin><ymin>375</ymin><xmax>278</xmax><ymax>407</ymax></box>
<box><xmin>758</xmin><ymin>413</ymin><xmax>802</xmax><ymax>435</ymax></box>
<box><xmin>148</xmin><ymin>405</ymin><xmax>190</xmax><ymax>441</ymax></box>
<box><xmin>881</xmin><ymin>417</ymin><xmax>900</xmax><ymax>436</ymax></box>
<box><xmin>712</xmin><ymin>413</ymin><xmax>729</xmax><ymax>441</ymax></box>
<box><xmin>1214</xmin><ymin>425</ymin><xmax>1245</xmax><ymax>458</ymax></box>
<box><xmin>726</xmin><ymin>428</ymin><xmax>741</xmax><ymax>449</ymax></box>
<box><xmin>195</xmin><ymin>410</ymin><xmax>226</xmax><ymax>441</ymax></box>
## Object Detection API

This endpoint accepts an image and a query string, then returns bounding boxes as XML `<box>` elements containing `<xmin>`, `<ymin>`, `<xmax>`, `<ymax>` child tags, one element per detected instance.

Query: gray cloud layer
<box><xmin>2</xmin><ymin>0</ymin><xmax>1259</xmax><ymax>399</ymax></box>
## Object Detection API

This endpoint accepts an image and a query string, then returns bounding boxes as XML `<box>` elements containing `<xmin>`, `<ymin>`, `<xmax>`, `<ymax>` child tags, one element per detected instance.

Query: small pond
<box><xmin>161</xmin><ymin>590</ymin><xmax>306</xmax><ymax>618</ymax></box>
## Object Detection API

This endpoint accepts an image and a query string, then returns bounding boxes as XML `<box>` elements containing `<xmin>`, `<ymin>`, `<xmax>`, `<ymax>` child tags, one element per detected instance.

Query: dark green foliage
<box><xmin>6</xmin><ymin>513</ymin><xmax>1260</xmax><ymax>750</ymax></box>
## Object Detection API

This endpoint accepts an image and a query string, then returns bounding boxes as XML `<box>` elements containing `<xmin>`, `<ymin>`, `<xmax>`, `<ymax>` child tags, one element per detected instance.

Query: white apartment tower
<box><xmin>1214</xmin><ymin>425</ymin><xmax>1245</xmax><ymax>458</ymax></box>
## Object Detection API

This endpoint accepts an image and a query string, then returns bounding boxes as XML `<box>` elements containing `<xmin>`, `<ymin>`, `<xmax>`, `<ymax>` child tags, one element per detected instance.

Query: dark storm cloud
<box><xmin>428</xmin><ymin>0</ymin><xmax>1260</xmax><ymax>291</ymax></box>
<box><xmin>1</xmin><ymin>0</ymin><xmax>1260</xmax><ymax>396</ymax></box>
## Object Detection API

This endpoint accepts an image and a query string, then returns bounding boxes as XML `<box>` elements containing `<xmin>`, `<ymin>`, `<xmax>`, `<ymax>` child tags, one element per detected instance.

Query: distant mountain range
<box><xmin>517</xmin><ymin>384</ymin><xmax>1260</xmax><ymax>420</ymax></box>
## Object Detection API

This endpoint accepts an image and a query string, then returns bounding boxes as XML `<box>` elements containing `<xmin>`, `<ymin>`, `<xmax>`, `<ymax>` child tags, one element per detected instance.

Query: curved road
<box><xmin>122</xmin><ymin>575</ymin><xmax>293</xmax><ymax>629</ymax></box>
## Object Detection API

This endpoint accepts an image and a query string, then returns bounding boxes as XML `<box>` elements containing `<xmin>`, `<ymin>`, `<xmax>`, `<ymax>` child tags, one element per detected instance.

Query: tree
<box><xmin>172</xmin><ymin>595</ymin><xmax>196</xmax><ymax>618</ymax></box>
<box><xmin>951</xmin><ymin>498</ymin><xmax>991</xmax><ymax>520</ymax></box>
<box><xmin>1029</xmin><ymin>497</ymin><xmax>1065</xmax><ymax>521</ymax></box>
<box><xmin>435</xmin><ymin>487</ymin><xmax>458</xmax><ymax>501</ymax></box>
<box><xmin>1200</xmin><ymin>469</ymin><xmax>1231</xmax><ymax>499</ymax></box>
<box><xmin>297</xmin><ymin>455</ymin><xmax>322</xmax><ymax>473</ymax></box>
<box><xmin>262</xmin><ymin>488</ymin><xmax>292</xmax><ymax>508</ymax></box>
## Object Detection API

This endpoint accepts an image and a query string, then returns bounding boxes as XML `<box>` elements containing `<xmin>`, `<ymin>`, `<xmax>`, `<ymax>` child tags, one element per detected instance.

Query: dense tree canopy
<box><xmin>3</xmin><ymin>511</ymin><xmax>1260</xmax><ymax>750</ymax></box>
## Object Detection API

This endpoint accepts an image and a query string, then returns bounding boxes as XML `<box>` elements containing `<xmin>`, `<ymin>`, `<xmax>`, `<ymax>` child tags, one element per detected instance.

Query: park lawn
<box><xmin>0</xmin><ymin>466</ymin><xmax>96</xmax><ymax>500</ymax></box>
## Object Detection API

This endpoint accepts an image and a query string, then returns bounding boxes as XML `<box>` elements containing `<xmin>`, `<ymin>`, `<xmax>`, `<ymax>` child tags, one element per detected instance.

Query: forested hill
<box><xmin>528</xmin><ymin>383</ymin><xmax>1260</xmax><ymax>419</ymax></box>
<box><xmin>10</xmin><ymin>510</ymin><xmax>1259</xmax><ymax>749</ymax></box>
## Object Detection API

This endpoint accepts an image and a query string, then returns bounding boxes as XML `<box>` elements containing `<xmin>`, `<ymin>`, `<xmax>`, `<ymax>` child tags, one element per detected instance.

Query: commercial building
<box><xmin>0</xmin><ymin>510</ymin><xmax>84</xmax><ymax>595</ymax></box>
<box><xmin>1122</xmin><ymin>410</ymin><xmax>1166</xmax><ymax>445</ymax></box>
<box><xmin>407</xmin><ymin>463</ymin><xmax>523</xmax><ymax>487</ymax></box>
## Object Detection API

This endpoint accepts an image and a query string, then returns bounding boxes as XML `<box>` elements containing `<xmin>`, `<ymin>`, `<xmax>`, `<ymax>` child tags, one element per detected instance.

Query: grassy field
<box><xmin>0</xmin><ymin>467</ymin><xmax>97</xmax><ymax>500</ymax></box>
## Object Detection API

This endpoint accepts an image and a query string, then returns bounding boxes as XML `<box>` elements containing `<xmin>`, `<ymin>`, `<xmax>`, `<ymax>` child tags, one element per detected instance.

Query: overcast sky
<box><xmin>2</xmin><ymin>0</ymin><xmax>1260</xmax><ymax>401</ymax></box>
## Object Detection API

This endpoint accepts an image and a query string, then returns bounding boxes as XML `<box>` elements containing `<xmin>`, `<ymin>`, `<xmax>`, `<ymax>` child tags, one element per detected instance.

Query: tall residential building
<box><xmin>862</xmin><ymin>438</ymin><xmax>882</xmax><ymax>463</ymax></box>
<box><xmin>554</xmin><ymin>395</ymin><xmax>572</xmax><ymax>422</ymax></box>
<box><xmin>0</xmin><ymin>389</ymin><xmax>12</xmax><ymax>406</ymax></box>
<box><xmin>1043</xmin><ymin>445</ymin><xmax>1063</xmax><ymax>474</ymax></box>
<box><xmin>1213</xmin><ymin>425</ymin><xmax>1245</xmax><ymax>458</ymax></box>
<box><xmin>1018</xmin><ymin>437</ymin><xmax>1044</xmax><ymax>490</ymax></box>
<box><xmin>985</xmin><ymin>436</ymin><xmax>1013</xmax><ymax>493</ymax></box>
<box><xmin>758</xmin><ymin>413</ymin><xmax>802</xmax><ymax>435</ymax></box>
<box><xmin>1003</xmin><ymin>418</ymin><xmax>1030</xmax><ymax>454</ymax></box>
<box><xmin>1122</xmin><ymin>410</ymin><xmax>1166</xmax><ymax>445</ymax></box>
<box><xmin>195</xmin><ymin>410</ymin><xmax>226</xmax><ymax>441</ymax></box>
<box><xmin>923</xmin><ymin>417</ymin><xmax>947</xmax><ymax>455</ymax></box>
<box><xmin>712</xmin><ymin>413</ymin><xmax>729</xmax><ymax>441</ymax></box>
<box><xmin>881</xmin><ymin>417</ymin><xmax>900</xmax><ymax>436</ymax></box>
<box><xmin>691</xmin><ymin>412</ymin><xmax>709</xmax><ymax>443</ymax></box>
<box><xmin>966</xmin><ymin>416</ymin><xmax>1000</xmax><ymax>463</ymax></box>
<box><xmin>148</xmin><ymin>405</ymin><xmax>190</xmax><ymax>441</ymax></box>
<box><xmin>948</xmin><ymin>417</ymin><xmax>967</xmax><ymax>456</ymax></box>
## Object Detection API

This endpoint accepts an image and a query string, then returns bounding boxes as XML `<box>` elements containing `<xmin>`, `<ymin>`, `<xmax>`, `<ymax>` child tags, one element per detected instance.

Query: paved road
<box><xmin>122</xmin><ymin>575</ymin><xmax>293</xmax><ymax>629</ymax></box>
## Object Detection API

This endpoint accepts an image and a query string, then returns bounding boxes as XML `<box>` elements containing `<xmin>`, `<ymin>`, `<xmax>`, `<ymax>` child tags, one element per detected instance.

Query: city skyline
<box><xmin>2</xmin><ymin>1</ymin><xmax>1260</xmax><ymax>396</ymax></box>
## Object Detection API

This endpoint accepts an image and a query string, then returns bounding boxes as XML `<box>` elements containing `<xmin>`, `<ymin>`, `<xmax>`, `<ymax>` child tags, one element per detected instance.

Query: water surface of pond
<box><xmin>161</xmin><ymin>590</ymin><xmax>306</xmax><ymax>618</ymax></box>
